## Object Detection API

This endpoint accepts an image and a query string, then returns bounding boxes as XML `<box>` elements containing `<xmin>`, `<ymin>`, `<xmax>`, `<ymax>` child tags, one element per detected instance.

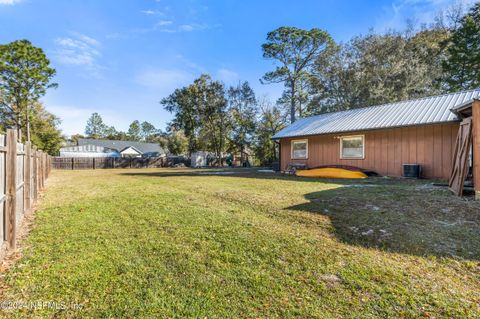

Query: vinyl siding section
<box><xmin>280</xmin><ymin>123</ymin><xmax>459</xmax><ymax>179</ymax></box>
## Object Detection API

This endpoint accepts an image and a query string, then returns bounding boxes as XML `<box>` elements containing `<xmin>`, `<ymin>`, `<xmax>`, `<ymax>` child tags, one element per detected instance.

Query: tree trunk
<box><xmin>26</xmin><ymin>103</ymin><xmax>31</xmax><ymax>142</ymax></box>
<box><xmin>290</xmin><ymin>81</ymin><xmax>296</xmax><ymax>123</ymax></box>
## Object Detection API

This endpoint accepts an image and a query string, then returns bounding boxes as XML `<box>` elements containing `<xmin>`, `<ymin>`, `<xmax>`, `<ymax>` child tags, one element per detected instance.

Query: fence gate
<box><xmin>449</xmin><ymin>117</ymin><xmax>473</xmax><ymax>196</ymax></box>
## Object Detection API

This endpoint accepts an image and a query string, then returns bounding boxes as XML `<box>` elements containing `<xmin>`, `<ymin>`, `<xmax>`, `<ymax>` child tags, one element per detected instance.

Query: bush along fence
<box><xmin>0</xmin><ymin>129</ymin><xmax>51</xmax><ymax>256</ymax></box>
<box><xmin>51</xmin><ymin>156</ymin><xmax>189</xmax><ymax>170</ymax></box>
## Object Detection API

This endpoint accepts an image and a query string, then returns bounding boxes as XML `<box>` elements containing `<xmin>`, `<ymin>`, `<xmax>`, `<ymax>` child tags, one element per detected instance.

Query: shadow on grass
<box><xmin>121</xmin><ymin>168</ymin><xmax>480</xmax><ymax>260</ymax></box>
<box><xmin>288</xmin><ymin>187</ymin><xmax>480</xmax><ymax>260</ymax></box>
<box><xmin>120</xmin><ymin>167</ymin><xmax>410</xmax><ymax>186</ymax></box>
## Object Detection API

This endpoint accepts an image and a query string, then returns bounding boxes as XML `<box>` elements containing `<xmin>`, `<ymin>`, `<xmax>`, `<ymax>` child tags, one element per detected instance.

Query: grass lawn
<box><xmin>1</xmin><ymin>168</ymin><xmax>479</xmax><ymax>318</ymax></box>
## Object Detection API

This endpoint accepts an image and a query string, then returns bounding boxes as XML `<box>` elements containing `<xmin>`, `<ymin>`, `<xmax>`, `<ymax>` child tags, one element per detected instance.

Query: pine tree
<box><xmin>442</xmin><ymin>2</ymin><xmax>480</xmax><ymax>91</ymax></box>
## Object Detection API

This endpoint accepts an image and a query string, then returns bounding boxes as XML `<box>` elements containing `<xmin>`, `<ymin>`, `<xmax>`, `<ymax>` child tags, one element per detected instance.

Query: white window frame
<box><xmin>340</xmin><ymin>135</ymin><xmax>365</xmax><ymax>160</ymax></box>
<box><xmin>291</xmin><ymin>139</ymin><xmax>308</xmax><ymax>160</ymax></box>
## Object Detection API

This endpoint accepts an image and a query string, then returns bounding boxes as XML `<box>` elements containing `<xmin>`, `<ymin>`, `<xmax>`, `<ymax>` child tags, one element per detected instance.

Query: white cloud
<box><xmin>375</xmin><ymin>0</ymin><xmax>475</xmax><ymax>31</ymax></box>
<box><xmin>0</xmin><ymin>0</ymin><xmax>22</xmax><ymax>5</ymax></box>
<box><xmin>141</xmin><ymin>9</ymin><xmax>165</xmax><ymax>16</ymax></box>
<box><xmin>45</xmin><ymin>104</ymin><xmax>96</xmax><ymax>135</ymax></box>
<box><xmin>134</xmin><ymin>69</ymin><xmax>197</xmax><ymax>96</ymax></box>
<box><xmin>156</xmin><ymin>20</ymin><xmax>173</xmax><ymax>26</ymax></box>
<box><xmin>157</xmin><ymin>23</ymin><xmax>218</xmax><ymax>33</ymax></box>
<box><xmin>216</xmin><ymin>68</ymin><xmax>239</xmax><ymax>85</ymax></box>
<box><xmin>54</xmin><ymin>33</ymin><xmax>103</xmax><ymax>76</ymax></box>
<box><xmin>46</xmin><ymin>104</ymin><xmax>132</xmax><ymax>136</ymax></box>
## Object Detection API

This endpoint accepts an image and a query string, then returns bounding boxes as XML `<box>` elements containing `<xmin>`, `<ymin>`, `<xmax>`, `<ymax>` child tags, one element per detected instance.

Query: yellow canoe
<box><xmin>296</xmin><ymin>167</ymin><xmax>368</xmax><ymax>179</ymax></box>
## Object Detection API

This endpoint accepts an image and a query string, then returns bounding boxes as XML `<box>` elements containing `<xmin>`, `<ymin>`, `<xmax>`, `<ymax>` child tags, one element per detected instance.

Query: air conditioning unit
<box><xmin>403</xmin><ymin>164</ymin><xmax>421</xmax><ymax>178</ymax></box>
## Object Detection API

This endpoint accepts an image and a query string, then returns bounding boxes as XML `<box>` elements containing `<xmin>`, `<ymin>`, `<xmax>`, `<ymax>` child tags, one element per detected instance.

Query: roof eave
<box><xmin>272</xmin><ymin>119</ymin><xmax>461</xmax><ymax>140</ymax></box>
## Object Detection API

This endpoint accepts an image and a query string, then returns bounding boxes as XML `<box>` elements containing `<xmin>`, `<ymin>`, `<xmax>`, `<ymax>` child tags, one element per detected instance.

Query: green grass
<box><xmin>1</xmin><ymin>168</ymin><xmax>479</xmax><ymax>318</ymax></box>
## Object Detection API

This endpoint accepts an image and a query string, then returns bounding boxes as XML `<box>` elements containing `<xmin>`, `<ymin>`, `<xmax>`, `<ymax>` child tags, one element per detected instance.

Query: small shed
<box><xmin>191</xmin><ymin>151</ymin><xmax>209</xmax><ymax>168</ymax></box>
<box><xmin>273</xmin><ymin>89</ymin><xmax>480</xmax><ymax>198</ymax></box>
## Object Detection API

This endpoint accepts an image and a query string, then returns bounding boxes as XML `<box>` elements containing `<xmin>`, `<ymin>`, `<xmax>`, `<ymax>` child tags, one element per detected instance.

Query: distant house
<box><xmin>59</xmin><ymin>138</ymin><xmax>165</xmax><ymax>158</ymax></box>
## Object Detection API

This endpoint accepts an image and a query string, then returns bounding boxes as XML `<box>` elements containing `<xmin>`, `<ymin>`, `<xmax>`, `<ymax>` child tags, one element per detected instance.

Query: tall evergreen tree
<box><xmin>0</xmin><ymin>40</ymin><xmax>57</xmax><ymax>141</ymax></box>
<box><xmin>442</xmin><ymin>2</ymin><xmax>480</xmax><ymax>91</ymax></box>
<box><xmin>261</xmin><ymin>27</ymin><xmax>332</xmax><ymax>123</ymax></box>
<box><xmin>85</xmin><ymin>112</ymin><xmax>107</xmax><ymax>138</ymax></box>
<box><xmin>127</xmin><ymin>120</ymin><xmax>142</xmax><ymax>141</ymax></box>
<box><xmin>140</xmin><ymin>121</ymin><xmax>157</xmax><ymax>142</ymax></box>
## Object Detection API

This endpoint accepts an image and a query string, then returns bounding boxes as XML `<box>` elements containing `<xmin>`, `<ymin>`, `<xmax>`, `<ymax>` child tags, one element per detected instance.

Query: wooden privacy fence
<box><xmin>0</xmin><ymin>129</ymin><xmax>51</xmax><ymax>252</ymax></box>
<box><xmin>52</xmin><ymin>156</ymin><xmax>166</xmax><ymax>170</ymax></box>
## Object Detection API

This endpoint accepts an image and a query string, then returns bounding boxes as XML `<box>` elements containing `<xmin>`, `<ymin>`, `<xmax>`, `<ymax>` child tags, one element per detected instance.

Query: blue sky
<box><xmin>0</xmin><ymin>0</ymin><xmax>470</xmax><ymax>136</ymax></box>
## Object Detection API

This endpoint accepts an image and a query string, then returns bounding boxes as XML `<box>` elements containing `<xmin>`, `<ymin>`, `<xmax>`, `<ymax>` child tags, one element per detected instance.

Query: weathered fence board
<box><xmin>0</xmin><ymin>129</ymin><xmax>51</xmax><ymax>254</ymax></box>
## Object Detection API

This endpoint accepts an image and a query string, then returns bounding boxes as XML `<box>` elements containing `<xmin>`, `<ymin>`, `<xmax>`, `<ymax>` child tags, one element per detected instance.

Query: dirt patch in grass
<box><xmin>287</xmin><ymin>178</ymin><xmax>480</xmax><ymax>260</ymax></box>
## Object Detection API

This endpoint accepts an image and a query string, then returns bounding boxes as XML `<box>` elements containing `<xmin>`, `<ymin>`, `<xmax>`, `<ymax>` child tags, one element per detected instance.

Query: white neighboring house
<box><xmin>119</xmin><ymin>146</ymin><xmax>142</xmax><ymax>158</ymax></box>
<box><xmin>59</xmin><ymin>138</ymin><xmax>166</xmax><ymax>158</ymax></box>
<box><xmin>59</xmin><ymin>145</ymin><xmax>120</xmax><ymax>158</ymax></box>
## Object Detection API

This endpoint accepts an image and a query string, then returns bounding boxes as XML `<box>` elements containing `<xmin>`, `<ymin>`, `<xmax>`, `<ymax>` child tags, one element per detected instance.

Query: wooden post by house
<box><xmin>24</xmin><ymin>141</ymin><xmax>32</xmax><ymax>213</ymax></box>
<box><xmin>473</xmin><ymin>99</ymin><xmax>480</xmax><ymax>200</ymax></box>
<box><xmin>5</xmin><ymin>129</ymin><xmax>17</xmax><ymax>249</ymax></box>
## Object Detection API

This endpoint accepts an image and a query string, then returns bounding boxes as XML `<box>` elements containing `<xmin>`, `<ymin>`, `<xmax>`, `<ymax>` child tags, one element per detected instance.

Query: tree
<box><xmin>310</xmin><ymin>41</ymin><xmax>364</xmax><ymax>112</ymax></box>
<box><xmin>140</xmin><ymin>121</ymin><xmax>157</xmax><ymax>142</ymax></box>
<box><xmin>68</xmin><ymin>133</ymin><xmax>84</xmax><ymax>145</ymax></box>
<box><xmin>161</xmin><ymin>85</ymin><xmax>200</xmax><ymax>155</ymax></box>
<box><xmin>253</xmin><ymin>97</ymin><xmax>286</xmax><ymax>165</ymax></box>
<box><xmin>104</xmin><ymin>126</ymin><xmax>119</xmax><ymax>139</ymax></box>
<box><xmin>29</xmin><ymin>102</ymin><xmax>64</xmax><ymax>155</ymax></box>
<box><xmin>442</xmin><ymin>2</ymin><xmax>480</xmax><ymax>91</ymax></box>
<box><xmin>162</xmin><ymin>74</ymin><xmax>228</xmax><ymax>163</ymax></box>
<box><xmin>158</xmin><ymin>127</ymin><xmax>189</xmax><ymax>155</ymax></box>
<box><xmin>227</xmin><ymin>81</ymin><xmax>257</xmax><ymax>165</ymax></box>
<box><xmin>127</xmin><ymin>120</ymin><xmax>142</xmax><ymax>141</ymax></box>
<box><xmin>310</xmin><ymin>28</ymin><xmax>449</xmax><ymax>113</ymax></box>
<box><xmin>85</xmin><ymin>112</ymin><xmax>107</xmax><ymax>138</ymax></box>
<box><xmin>0</xmin><ymin>40</ymin><xmax>57</xmax><ymax>141</ymax></box>
<box><xmin>261</xmin><ymin>27</ymin><xmax>332</xmax><ymax>123</ymax></box>
<box><xmin>195</xmin><ymin>75</ymin><xmax>228</xmax><ymax>165</ymax></box>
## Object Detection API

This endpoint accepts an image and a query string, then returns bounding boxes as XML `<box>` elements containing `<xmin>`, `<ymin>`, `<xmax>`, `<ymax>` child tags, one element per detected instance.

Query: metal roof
<box><xmin>273</xmin><ymin>89</ymin><xmax>480</xmax><ymax>139</ymax></box>
<box><xmin>77</xmin><ymin>138</ymin><xmax>165</xmax><ymax>154</ymax></box>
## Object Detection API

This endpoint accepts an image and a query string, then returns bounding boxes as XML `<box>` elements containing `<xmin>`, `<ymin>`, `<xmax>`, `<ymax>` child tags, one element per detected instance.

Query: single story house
<box><xmin>59</xmin><ymin>138</ymin><xmax>165</xmax><ymax>158</ymax></box>
<box><xmin>273</xmin><ymin>89</ymin><xmax>480</xmax><ymax>196</ymax></box>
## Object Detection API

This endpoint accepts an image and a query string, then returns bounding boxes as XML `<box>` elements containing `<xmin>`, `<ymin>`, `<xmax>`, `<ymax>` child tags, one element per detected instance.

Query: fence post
<box><xmin>5</xmin><ymin>129</ymin><xmax>17</xmax><ymax>249</ymax></box>
<box><xmin>41</xmin><ymin>153</ymin><xmax>45</xmax><ymax>189</ymax></box>
<box><xmin>71</xmin><ymin>157</ymin><xmax>74</xmax><ymax>170</ymax></box>
<box><xmin>39</xmin><ymin>153</ymin><xmax>43</xmax><ymax>190</ymax></box>
<box><xmin>93</xmin><ymin>157</ymin><xmax>96</xmax><ymax>170</ymax></box>
<box><xmin>32</xmin><ymin>147</ymin><xmax>37</xmax><ymax>201</ymax></box>
<box><xmin>24</xmin><ymin>141</ymin><xmax>32</xmax><ymax>213</ymax></box>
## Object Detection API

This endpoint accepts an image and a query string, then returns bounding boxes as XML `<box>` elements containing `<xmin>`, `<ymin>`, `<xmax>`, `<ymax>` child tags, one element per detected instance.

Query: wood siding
<box><xmin>280</xmin><ymin>123</ymin><xmax>459</xmax><ymax>179</ymax></box>
<box><xmin>473</xmin><ymin>100</ymin><xmax>480</xmax><ymax>198</ymax></box>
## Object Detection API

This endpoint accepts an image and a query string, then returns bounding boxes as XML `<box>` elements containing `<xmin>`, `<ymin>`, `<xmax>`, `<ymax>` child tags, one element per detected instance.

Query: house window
<box><xmin>340</xmin><ymin>135</ymin><xmax>364</xmax><ymax>159</ymax></box>
<box><xmin>291</xmin><ymin>139</ymin><xmax>308</xmax><ymax>159</ymax></box>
